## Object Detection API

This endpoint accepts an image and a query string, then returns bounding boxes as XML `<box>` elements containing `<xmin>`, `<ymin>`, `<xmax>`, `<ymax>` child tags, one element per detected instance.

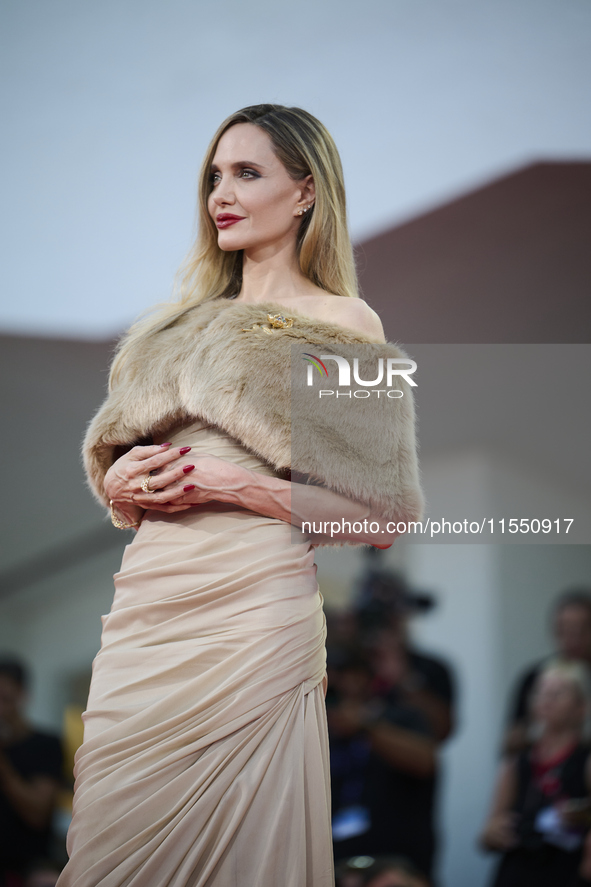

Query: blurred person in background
<box><xmin>481</xmin><ymin>660</ymin><xmax>591</xmax><ymax>887</ymax></box>
<box><xmin>327</xmin><ymin>563</ymin><xmax>455</xmax><ymax>883</ymax></box>
<box><xmin>503</xmin><ymin>588</ymin><xmax>591</xmax><ymax>755</ymax></box>
<box><xmin>0</xmin><ymin>658</ymin><xmax>63</xmax><ymax>887</ymax></box>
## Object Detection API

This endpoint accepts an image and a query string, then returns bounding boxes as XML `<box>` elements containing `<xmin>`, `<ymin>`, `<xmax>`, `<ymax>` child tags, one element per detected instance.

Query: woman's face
<box><xmin>207</xmin><ymin>123</ymin><xmax>312</xmax><ymax>256</ymax></box>
<box><xmin>532</xmin><ymin>672</ymin><xmax>585</xmax><ymax>730</ymax></box>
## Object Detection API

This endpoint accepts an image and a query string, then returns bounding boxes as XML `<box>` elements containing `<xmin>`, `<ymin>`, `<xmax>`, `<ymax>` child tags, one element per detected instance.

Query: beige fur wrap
<box><xmin>83</xmin><ymin>298</ymin><xmax>423</xmax><ymax>522</ymax></box>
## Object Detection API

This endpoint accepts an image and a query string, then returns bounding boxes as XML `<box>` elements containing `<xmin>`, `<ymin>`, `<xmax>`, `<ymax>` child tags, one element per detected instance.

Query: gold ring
<box><xmin>141</xmin><ymin>474</ymin><xmax>155</xmax><ymax>494</ymax></box>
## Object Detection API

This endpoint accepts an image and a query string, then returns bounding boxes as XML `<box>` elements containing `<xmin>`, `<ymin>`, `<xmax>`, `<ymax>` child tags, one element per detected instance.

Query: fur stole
<box><xmin>83</xmin><ymin>298</ymin><xmax>423</xmax><ymax>521</ymax></box>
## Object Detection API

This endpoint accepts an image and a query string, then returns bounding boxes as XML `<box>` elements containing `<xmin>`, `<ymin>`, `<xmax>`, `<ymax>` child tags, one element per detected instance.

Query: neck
<box><xmin>537</xmin><ymin>726</ymin><xmax>580</xmax><ymax>756</ymax></box>
<box><xmin>237</xmin><ymin>240</ymin><xmax>314</xmax><ymax>303</ymax></box>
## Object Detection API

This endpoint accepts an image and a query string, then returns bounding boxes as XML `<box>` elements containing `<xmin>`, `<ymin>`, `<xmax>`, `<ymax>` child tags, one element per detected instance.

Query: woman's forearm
<box><xmin>111</xmin><ymin>449</ymin><xmax>406</xmax><ymax>545</ymax></box>
<box><xmin>217</xmin><ymin>465</ymin><xmax>398</xmax><ymax>546</ymax></box>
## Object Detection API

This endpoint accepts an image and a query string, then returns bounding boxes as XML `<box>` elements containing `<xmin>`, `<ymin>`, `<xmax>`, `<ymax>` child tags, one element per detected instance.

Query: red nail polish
<box><xmin>179</xmin><ymin>446</ymin><xmax>192</xmax><ymax>455</ymax></box>
<box><xmin>182</xmin><ymin>464</ymin><xmax>195</xmax><ymax>474</ymax></box>
<box><xmin>160</xmin><ymin>442</ymin><xmax>172</xmax><ymax>447</ymax></box>
<box><xmin>183</xmin><ymin>484</ymin><xmax>195</xmax><ymax>492</ymax></box>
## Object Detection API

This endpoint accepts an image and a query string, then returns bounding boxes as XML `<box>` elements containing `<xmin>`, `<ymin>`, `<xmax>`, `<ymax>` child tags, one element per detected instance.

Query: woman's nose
<box><xmin>212</xmin><ymin>177</ymin><xmax>236</xmax><ymax>206</ymax></box>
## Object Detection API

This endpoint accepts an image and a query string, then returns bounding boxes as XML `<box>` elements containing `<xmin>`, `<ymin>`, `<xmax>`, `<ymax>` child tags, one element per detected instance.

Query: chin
<box><xmin>217</xmin><ymin>232</ymin><xmax>249</xmax><ymax>252</ymax></box>
<box><xmin>216</xmin><ymin>238</ymin><xmax>243</xmax><ymax>253</ymax></box>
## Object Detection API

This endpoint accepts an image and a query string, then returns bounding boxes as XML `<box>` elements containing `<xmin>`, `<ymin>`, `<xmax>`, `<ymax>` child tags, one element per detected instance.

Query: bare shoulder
<box><xmin>329</xmin><ymin>297</ymin><xmax>386</xmax><ymax>342</ymax></box>
<box><xmin>291</xmin><ymin>293</ymin><xmax>386</xmax><ymax>342</ymax></box>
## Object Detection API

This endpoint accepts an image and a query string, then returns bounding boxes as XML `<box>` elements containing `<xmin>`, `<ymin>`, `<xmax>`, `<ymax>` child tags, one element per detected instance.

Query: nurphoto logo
<box><xmin>302</xmin><ymin>353</ymin><xmax>417</xmax><ymax>399</ymax></box>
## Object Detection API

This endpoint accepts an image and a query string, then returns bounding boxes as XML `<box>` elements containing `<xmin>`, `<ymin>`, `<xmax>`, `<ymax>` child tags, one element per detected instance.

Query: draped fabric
<box><xmin>59</xmin><ymin>421</ymin><xmax>333</xmax><ymax>887</ymax></box>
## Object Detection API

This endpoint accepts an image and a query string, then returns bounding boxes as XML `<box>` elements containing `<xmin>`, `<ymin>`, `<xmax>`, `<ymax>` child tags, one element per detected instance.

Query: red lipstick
<box><xmin>216</xmin><ymin>214</ymin><xmax>245</xmax><ymax>229</ymax></box>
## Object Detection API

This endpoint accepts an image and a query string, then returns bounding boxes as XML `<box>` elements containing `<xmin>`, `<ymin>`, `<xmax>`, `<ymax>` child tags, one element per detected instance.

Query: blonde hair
<box><xmin>529</xmin><ymin>658</ymin><xmax>591</xmax><ymax>738</ymax></box>
<box><xmin>110</xmin><ymin>103</ymin><xmax>358</xmax><ymax>387</ymax></box>
<box><xmin>534</xmin><ymin>658</ymin><xmax>591</xmax><ymax>703</ymax></box>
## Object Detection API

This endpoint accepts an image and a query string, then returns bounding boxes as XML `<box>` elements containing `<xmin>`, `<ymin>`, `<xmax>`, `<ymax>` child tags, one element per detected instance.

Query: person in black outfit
<box><xmin>481</xmin><ymin>660</ymin><xmax>591</xmax><ymax>887</ymax></box>
<box><xmin>0</xmin><ymin>658</ymin><xmax>63</xmax><ymax>884</ymax></box>
<box><xmin>503</xmin><ymin>588</ymin><xmax>591</xmax><ymax>755</ymax></box>
<box><xmin>328</xmin><ymin>623</ymin><xmax>455</xmax><ymax>882</ymax></box>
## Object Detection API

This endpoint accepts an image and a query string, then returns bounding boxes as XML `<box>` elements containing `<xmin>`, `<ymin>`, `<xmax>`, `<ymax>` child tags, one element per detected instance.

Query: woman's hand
<box><xmin>104</xmin><ymin>443</ymin><xmax>200</xmax><ymax>523</ymax></box>
<box><xmin>480</xmin><ymin>813</ymin><xmax>519</xmax><ymax>851</ymax></box>
<box><xmin>479</xmin><ymin>758</ymin><xmax>519</xmax><ymax>853</ymax></box>
<box><xmin>105</xmin><ymin>443</ymin><xmax>250</xmax><ymax>522</ymax></box>
<box><xmin>559</xmin><ymin>798</ymin><xmax>591</xmax><ymax>829</ymax></box>
<box><xmin>149</xmin><ymin>454</ymin><xmax>248</xmax><ymax>513</ymax></box>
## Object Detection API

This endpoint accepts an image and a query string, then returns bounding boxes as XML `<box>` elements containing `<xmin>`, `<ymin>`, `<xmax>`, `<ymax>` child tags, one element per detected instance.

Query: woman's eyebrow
<box><xmin>210</xmin><ymin>160</ymin><xmax>267</xmax><ymax>171</ymax></box>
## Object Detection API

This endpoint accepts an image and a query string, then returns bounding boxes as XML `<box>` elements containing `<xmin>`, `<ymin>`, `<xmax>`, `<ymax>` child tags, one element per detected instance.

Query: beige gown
<box><xmin>60</xmin><ymin>420</ymin><xmax>333</xmax><ymax>887</ymax></box>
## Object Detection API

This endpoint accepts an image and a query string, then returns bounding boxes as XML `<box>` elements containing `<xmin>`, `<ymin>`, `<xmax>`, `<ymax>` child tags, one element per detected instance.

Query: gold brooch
<box><xmin>241</xmin><ymin>313</ymin><xmax>295</xmax><ymax>334</ymax></box>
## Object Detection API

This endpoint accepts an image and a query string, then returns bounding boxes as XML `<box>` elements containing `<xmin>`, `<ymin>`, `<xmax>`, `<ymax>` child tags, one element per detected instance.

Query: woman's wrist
<box><xmin>109</xmin><ymin>500</ymin><xmax>144</xmax><ymax>530</ymax></box>
<box><xmin>215</xmin><ymin>464</ymin><xmax>273</xmax><ymax>511</ymax></box>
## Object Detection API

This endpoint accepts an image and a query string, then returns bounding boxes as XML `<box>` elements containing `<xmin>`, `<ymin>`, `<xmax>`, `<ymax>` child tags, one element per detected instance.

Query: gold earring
<box><xmin>297</xmin><ymin>209</ymin><xmax>304</xmax><ymax>216</ymax></box>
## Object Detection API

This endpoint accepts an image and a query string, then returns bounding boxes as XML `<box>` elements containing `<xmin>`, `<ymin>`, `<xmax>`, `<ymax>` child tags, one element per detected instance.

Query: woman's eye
<box><xmin>209</xmin><ymin>168</ymin><xmax>259</xmax><ymax>188</ymax></box>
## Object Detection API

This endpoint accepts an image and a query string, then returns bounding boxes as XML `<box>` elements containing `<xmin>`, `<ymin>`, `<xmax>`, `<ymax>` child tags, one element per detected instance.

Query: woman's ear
<box><xmin>295</xmin><ymin>174</ymin><xmax>315</xmax><ymax>215</ymax></box>
<box><xmin>302</xmin><ymin>174</ymin><xmax>315</xmax><ymax>206</ymax></box>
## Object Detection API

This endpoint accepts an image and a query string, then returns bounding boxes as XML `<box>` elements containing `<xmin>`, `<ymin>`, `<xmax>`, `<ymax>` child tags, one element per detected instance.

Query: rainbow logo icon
<box><xmin>302</xmin><ymin>353</ymin><xmax>328</xmax><ymax>377</ymax></box>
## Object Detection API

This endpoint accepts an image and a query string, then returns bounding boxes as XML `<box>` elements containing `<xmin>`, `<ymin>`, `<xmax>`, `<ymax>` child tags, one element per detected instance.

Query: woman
<box><xmin>59</xmin><ymin>104</ymin><xmax>422</xmax><ymax>887</ymax></box>
<box><xmin>481</xmin><ymin>660</ymin><xmax>591</xmax><ymax>887</ymax></box>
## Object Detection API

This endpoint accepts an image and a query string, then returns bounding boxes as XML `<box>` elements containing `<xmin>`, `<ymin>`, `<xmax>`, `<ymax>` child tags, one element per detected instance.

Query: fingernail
<box><xmin>183</xmin><ymin>484</ymin><xmax>195</xmax><ymax>492</ymax></box>
<box><xmin>182</xmin><ymin>464</ymin><xmax>195</xmax><ymax>474</ymax></box>
<box><xmin>179</xmin><ymin>446</ymin><xmax>192</xmax><ymax>455</ymax></box>
<box><xmin>160</xmin><ymin>442</ymin><xmax>172</xmax><ymax>447</ymax></box>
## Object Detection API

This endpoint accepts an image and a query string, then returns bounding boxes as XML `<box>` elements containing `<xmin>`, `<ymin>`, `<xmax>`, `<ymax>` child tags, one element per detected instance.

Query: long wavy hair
<box><xmin>110</xmin><ymin>104</ymin><xmax>358</xmax><ymax>387</ymax></box>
